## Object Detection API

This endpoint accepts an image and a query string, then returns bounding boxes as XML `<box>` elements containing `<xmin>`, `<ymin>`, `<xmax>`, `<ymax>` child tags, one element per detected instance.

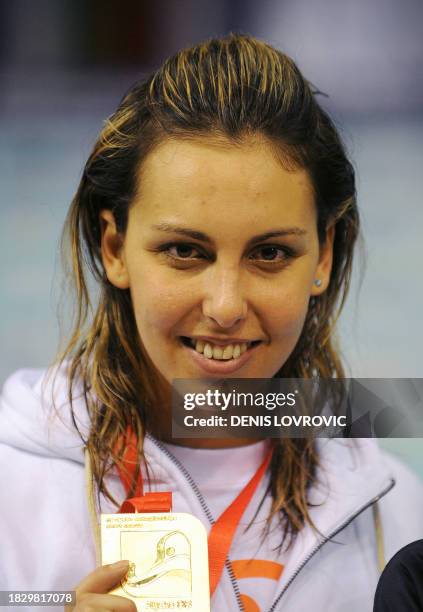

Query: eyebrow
<box><xmin>151</xmin><ymin>223</ymin><xmax>307</xmax><ymax>246</ymax></box>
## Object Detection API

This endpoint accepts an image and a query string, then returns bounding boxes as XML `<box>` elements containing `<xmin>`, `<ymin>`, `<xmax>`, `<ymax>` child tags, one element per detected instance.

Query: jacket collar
<box><xmin>276</xmin><ymin>438</ymin><xmax>395</xmax><ymax>598</ymax></box>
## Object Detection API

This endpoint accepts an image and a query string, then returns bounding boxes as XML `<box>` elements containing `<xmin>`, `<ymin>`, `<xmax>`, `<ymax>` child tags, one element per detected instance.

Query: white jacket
<box><xmin>0</xmin><ymin>366</ymin><xmax>422</xmax><ymax>612</ymax></box>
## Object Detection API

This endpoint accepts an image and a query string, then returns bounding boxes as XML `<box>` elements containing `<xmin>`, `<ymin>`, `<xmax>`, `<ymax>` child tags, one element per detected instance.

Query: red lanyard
<box><xmin>115</xmin><ymin>430</ymin><xmax>273</xmax><ymax>597</ymax></box>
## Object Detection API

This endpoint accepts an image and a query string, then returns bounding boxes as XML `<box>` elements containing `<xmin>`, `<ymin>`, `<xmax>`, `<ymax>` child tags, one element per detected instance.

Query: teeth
<box><xmin>204</xmin><ymin>343</ymin><xmax>213</xmax><ymax>359</ymax></box>
<box><xmin>212</xmin><ymin>345</ymin><xmax>224</xmax><ymax>360</ymax></box>
<box><xmin>195</xmin><ymin>339</ymin><xmax>205</xmax><ymax>353</ymax></box>
<box><xmin>192</xmin><ymin>340</ymin><xmax>251</xmax><ymax>360</ymax></box>
<box><xmin>222</xmin><ymin>345</ymin><xmax>234</xmax><ymax>360</ymax></box>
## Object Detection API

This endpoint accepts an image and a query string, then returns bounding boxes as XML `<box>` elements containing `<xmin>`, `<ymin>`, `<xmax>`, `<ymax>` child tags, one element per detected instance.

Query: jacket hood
<box><xmin>0</xmin><ymin>366</ymin><xmax>89</xmax><ymax>463</ymax></box>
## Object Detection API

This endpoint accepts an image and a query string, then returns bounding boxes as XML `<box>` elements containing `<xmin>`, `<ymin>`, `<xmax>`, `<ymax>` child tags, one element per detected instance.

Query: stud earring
<box><xmin>314</xmin><ymin>279</ymin><xmax>322</xmax><ymax>287</ymax></box>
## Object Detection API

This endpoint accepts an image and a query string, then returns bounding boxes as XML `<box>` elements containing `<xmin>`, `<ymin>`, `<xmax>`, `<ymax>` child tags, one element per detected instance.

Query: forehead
<box><xmin>132</xmin><ymin>136</ymin><xmax>316</xmax><ymax>229</ymax></box>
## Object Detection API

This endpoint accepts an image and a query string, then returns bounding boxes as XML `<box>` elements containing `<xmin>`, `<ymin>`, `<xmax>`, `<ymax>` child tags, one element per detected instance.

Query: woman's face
<box><xmin>101</xmin><ymin>136</ymin><xmax>334</xmax><ymax>384</ymax></box>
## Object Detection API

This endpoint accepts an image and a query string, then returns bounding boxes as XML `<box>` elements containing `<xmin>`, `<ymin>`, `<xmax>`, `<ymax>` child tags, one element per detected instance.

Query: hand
<box><xmin>65</xmin><ymin>560</ymin><xmax>137</xmax><ymax>611</ymax></box>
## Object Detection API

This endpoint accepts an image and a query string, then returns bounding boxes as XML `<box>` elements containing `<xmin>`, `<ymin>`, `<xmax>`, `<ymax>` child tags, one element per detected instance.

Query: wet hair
<box><xmin>58</xmin><ymin>33</ymin><xmax>359</xmax><ymax>549</ymax></box>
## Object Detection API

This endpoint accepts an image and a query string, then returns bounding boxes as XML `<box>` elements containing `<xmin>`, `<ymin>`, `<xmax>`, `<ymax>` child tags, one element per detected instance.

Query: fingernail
<box><xmin>109</xmin><ymin>560</ymin><xmax>129</xmax><ymax>569</ymax></box>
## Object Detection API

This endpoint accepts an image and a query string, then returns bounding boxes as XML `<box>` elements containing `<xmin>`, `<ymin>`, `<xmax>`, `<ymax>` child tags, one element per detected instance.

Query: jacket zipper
<box><xmin>266</xmin><ymin>478</ymin><xmax>395</xmax><ymax>611</ymax></box>
<box><xmin>148</xmin><ymin>435</ymin><xmax>244</xmax><ymax>610</ymax></box>
<box><xmin>149</xmin><ymin>436</ymin><xmax>395</xmax><ymax>612</ymax></box>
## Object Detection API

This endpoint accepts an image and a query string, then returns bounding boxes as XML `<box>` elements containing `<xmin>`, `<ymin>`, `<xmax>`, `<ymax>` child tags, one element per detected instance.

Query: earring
<box><xmin>314</xmin><ymin>279</ymin><xmax>322</xmax><ymax>287</ymax></box>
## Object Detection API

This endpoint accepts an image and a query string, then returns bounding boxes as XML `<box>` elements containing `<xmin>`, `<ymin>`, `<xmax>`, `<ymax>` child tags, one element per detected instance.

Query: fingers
<box><xmin>76</xmin><ymin>561</ymin><xmax>130</xmax><ymax>595</ymax></box>
<box><xmin>65</xmin><ymin>561</ymin><xmax>137</xmax><ymax>612</ymax></box>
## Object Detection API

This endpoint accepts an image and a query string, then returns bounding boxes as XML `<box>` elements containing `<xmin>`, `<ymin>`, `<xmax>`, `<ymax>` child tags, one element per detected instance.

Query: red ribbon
<box><xmin>115</xmin><ymin>430</ymin><xmax>172</xmax><ymax>513</ymax></box>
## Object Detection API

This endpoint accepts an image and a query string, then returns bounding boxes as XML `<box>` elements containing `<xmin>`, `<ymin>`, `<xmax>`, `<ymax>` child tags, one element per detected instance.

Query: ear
<box><xmin>311</xmin><ymin>223</ymin><xmax>335</xmax><ymax>296</ymax></box>
<box><xmin>99</xmin><ymin>210</ymin><xmax>130</xmax><ymax>289</ymax></box>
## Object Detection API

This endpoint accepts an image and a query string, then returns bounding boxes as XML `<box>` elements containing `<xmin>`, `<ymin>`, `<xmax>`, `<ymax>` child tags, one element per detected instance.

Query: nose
<box><xmin>202</xmin><ymin>265</ymin><xmax>248</xmax><ymax>329</ymax></box>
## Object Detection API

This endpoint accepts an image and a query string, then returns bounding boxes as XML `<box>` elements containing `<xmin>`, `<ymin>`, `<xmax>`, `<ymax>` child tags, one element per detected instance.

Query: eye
<box><xmin>249</xmin><ymin>245</ymin><xmax>293</xmax><ymax>263</ymax></box>
<box><xmin>163</xmin><ymin>243</ymin><xmax>206</xmax><ymax>260</ymax></box>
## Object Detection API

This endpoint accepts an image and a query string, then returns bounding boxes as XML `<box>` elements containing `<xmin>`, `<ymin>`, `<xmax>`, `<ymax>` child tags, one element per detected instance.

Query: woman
<box><xmin>0</xmin><ymin>34</ymin><xmax>422</xmax><ymax>612</ymax></box>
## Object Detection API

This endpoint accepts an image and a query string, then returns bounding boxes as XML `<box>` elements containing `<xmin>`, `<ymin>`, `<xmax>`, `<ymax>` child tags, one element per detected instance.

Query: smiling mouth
<box><xmin>180</xmin><ymin>336</ymin><xmax>262</xmax><ymax>360</ymax></box>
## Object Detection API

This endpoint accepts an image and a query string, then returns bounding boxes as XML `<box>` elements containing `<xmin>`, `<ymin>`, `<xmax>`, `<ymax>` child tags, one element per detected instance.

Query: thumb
<box><xmin>76</xmin><ymin>560</ymin><xmax>130</xmax><ymax>595</ymax></box>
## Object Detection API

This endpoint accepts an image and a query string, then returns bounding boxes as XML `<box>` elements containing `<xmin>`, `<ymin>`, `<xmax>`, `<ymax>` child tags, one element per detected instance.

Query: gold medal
<box><xmin>101</xmin><ymin>512</ymin><xmax>210</xmax><ymax>611</ymax></box>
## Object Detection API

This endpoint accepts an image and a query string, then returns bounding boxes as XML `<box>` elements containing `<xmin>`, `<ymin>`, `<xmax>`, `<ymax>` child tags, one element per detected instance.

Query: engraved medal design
<box><xmin>101</xmin><ymin>512</ymin><xmax>210</xmax><ymax>611</ymax></box>
<box><xmin>121</xmin><ymin>530</ymin><xmax>191</xmax><ymax>597</ymax></box>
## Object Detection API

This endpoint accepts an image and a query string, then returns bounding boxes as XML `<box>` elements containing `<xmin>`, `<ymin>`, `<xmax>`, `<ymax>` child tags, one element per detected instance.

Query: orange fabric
<box><xmin>115</xmin><ymin>428</ymin><xmax>143</xmax><ymax>497</ymax></box>
<box><xmin>231</xmin><ymin>559</ymin><xmax>284</xmax><ymax>581</ymax></box>
<box><xmin>240</xmin><ymin>594</ymin><xmax>260</xmax><ymax>612</ymax></box>
<box><xmin>207</xmin><ymin>448</ymin><xmax>273</xmax><ymax>595</ymax></box>
<box><xmin>119</xmin><ymin>492</ymin><xmax>172</xmax><ymax>513</ymax></box>
<box><xmin>116</xmin><ymin>429</ymin><xmax>173</xmax><ymax>512</ymax></box>
<box><xmin>234</xmin><ymin>559</ymin><xmax>284</xmax><ymax>612</ymax></box>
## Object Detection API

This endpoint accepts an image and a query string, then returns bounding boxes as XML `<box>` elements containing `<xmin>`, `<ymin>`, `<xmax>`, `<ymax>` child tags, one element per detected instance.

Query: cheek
<box><xmin>264</xmin><ymin>289</ymin><xmax>310</xmax><ymax>341</ymax></box>
<box><xmin>129</xmin><ymin>271</ymin><xmax>192</xmax><ymax>335</ymax></box>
